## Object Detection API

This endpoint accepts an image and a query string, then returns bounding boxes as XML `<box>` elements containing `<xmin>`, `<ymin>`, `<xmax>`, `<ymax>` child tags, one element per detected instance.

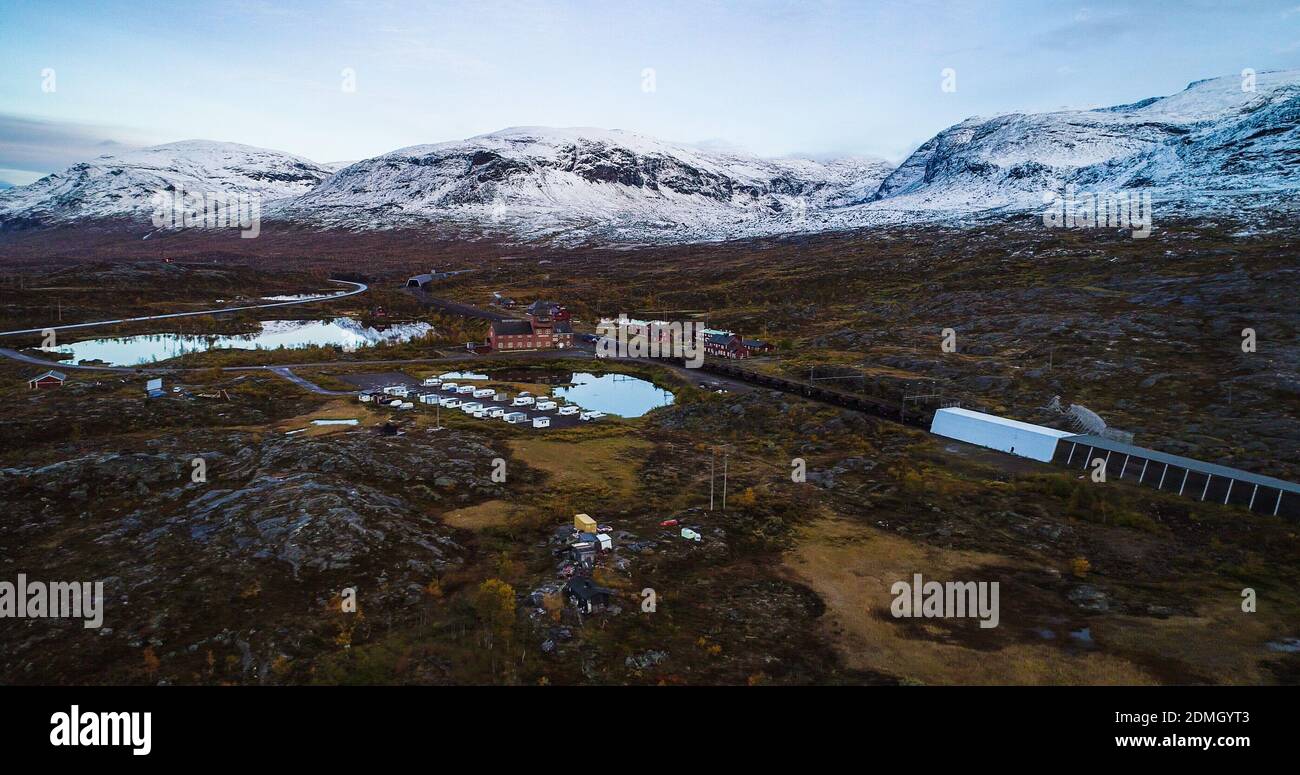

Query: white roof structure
<box><xmin>930</xmin><ymin>407</ymin><xmax>1072</xmax><ymax>463</ymax></box>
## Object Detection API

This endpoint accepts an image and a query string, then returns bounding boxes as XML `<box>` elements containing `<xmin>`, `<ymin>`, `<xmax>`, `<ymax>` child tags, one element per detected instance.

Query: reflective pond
<box><xmin>550</xmin><ymin>371</ymin><xmax>674</xmax><ymax>417</ymax></box>
<box><xmin>52</xmin><ymin>318</ymin><xmax>434</xmax><ymax>366</ymax></box>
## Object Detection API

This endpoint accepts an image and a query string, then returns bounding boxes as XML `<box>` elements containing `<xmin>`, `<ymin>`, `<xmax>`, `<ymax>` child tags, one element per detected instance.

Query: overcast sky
<box><xmin>1</xmin><ymin>0</ymin><xmax>1297</xmax><ymax>184</ymax></box>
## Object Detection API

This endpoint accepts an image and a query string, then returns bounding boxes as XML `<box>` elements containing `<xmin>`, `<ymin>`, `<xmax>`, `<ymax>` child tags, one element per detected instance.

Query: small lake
<box><xmin>550</xmin><ymin>371</ymin><xmax>674</xmax><ymax>417</ymax></box>
<box><xmin>52</xmin><ymin>318</ymin><xmax>433</xmax><ymax>366</ymax></box>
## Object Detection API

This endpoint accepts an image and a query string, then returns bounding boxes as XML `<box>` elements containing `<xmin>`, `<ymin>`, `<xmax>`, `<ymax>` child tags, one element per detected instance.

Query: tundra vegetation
<box><xmin>0</xmin><ymin>218</ymin><xmax>1297</xmax><ymax>685</ymax></box>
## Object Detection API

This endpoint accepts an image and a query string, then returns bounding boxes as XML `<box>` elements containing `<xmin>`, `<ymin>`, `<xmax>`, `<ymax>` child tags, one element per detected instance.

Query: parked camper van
<box><xmin>503</xmin><ymin>412</ymin><xmax>528</xmax><ymax>424</ymax></box>
<box><xmin>557</xmin><ymin>405</ymin><xmax>579</xmax><ymax>415</ymax></box>
<box><xmin>535</xmin><ymin>400</ymin><xmax>558</xmax><ymax>411</ymax></box>
<box><xmin>512</xmin><ymin>396</ymin><xmax>535</xmax><ymax>406</ymax></box>
<box><xmin>532</xmin><ymin>416</ymin><xmax>551</xmax><ymax>429</ymax></box>
<box><xmin>472</xmin><ymin>388</ymin><xmax>495</xmax><ymax>399</ymax></box>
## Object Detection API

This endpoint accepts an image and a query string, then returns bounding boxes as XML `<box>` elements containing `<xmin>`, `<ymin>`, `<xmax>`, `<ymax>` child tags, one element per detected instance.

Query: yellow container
<box><xmin>574</xmin><ymin>513</ymin><xmax>597</xmax><ymax>533</ymax></box>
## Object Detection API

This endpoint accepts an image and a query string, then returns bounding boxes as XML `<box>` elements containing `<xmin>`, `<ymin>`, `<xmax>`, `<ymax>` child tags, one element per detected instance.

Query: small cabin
<box><xmin>28</xmin><ymin>370</ymin><xmax>67</xmax><ymax>390</ymax></box>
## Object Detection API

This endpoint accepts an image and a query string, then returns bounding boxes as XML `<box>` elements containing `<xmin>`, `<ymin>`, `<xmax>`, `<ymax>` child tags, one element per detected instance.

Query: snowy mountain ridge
<box><xmin>2</xmin><ymin>69</ymin><xmax>1297</xmax><ymax>243</ymax></box>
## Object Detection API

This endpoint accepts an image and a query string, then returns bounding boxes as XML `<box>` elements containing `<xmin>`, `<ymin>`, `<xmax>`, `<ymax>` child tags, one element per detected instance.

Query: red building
<box><xmin>704</xmin><ymin>332</ymin><xmax>750</xmax><ymax>359</ymax></box>
<box><xmin>489</xmin><ymin>312</ymin><xmax>574</xmax><ymax>351</ymax></box>
<box><xmin>28</xmin><ymin>370</ymin><xmax>67</xmax><ymax>390</ymax></box>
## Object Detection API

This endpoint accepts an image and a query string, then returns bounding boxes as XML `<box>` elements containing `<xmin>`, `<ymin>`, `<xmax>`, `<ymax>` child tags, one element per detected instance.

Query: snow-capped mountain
<box><xmin>273</xmin><ymin>126</ymin><xmax>894</xmax><ymax>242</ymax></box>
<box><xmin>1</xmin><ymin>70</ymin><xmax>1296</xmax><ymax>243</ymax></box>
<box><xmin>869</xmin><ymin>70</ymin><xmax>1300</xmax><ymax>214</ymax></box>
<box><xmin>0</xmin><ymin>140</ymin><xmax>331</xmax><ymax>229</ymax></box>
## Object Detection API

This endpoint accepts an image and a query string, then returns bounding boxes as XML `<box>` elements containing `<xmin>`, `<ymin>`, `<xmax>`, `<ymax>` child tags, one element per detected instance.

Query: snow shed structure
<box><xmin>1051</xmin><ymin>435</ymin><xmax>1300</xmax><ymax>519</ymax></box>
<box><xmin>930</xmin><ymin>407</ymin><xmax>1072</xmax><ymax>463</ymax></box>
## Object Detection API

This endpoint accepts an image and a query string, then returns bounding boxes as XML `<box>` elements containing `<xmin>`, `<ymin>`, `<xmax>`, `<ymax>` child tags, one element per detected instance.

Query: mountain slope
<box><xmin>274</xmin><ymin>127</ymin><xmax>894</xmax><ymax>242</ymax></box>
<box><xmin>0</xmin><ymin>141</ymin><xmax>332</xmax><ymax>229</ymax></box>
<box><xmin>869</xmin><ymin>70</ymin><xmax>1300</xmax><ymax>213</ymax></box>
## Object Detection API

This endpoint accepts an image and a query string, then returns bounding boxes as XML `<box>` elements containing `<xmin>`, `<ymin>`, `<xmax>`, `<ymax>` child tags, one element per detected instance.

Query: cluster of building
<box><xmin>596</xmin><ymin>316</ymin><xmax>773</xmax><ymax>360</ymax></box>
<box><xmin>358</xmin><ymin>376</ymin><xmax>603</xmax><ymax>429</ymax></box>
<box><xmin>557</xmin><ymin>513</ymin><xmax>616</xmax><ymax>614</ymax></box>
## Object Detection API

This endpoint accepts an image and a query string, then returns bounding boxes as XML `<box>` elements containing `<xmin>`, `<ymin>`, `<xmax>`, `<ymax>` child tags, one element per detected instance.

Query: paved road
<box><xmin>0</xmin><ymin>279</ymin><xmax>368</xmax><ymax>338</ymax></box>
<box><xmin>404</xmin><ymin>287</ymin><xmax>514</xmax><ymax>322</ymax></box>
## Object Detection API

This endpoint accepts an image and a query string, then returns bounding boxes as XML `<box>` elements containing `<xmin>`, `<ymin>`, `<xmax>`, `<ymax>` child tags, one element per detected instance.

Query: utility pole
<box><xmin>709</xmin><ymin>449</ymin><xmax>715</xmax><ymax>511</ymax></box>
<box><xmin>721</xmin><ymin>448</ymin><xmax>729</xmax><ymax>511</ymax></box>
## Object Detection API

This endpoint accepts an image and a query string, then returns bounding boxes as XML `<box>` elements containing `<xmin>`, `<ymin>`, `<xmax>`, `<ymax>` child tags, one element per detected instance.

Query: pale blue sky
<box><xmin>1</xmin><ymin>0</ymin><xmax>1297</xmax><ymax>184</ymax></box>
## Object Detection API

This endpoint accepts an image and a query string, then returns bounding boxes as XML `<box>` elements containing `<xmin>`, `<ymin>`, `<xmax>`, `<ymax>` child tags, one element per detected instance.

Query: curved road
<box><xmin>0</xmin><ymin>279</ymin><xmax>368</xmax><ymax>338</ymax></box>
